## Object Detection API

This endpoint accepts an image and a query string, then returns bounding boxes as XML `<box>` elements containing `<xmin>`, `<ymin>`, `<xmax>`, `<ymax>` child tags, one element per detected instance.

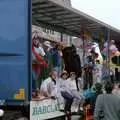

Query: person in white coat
<box><xmin>40</xmin><ymin>71</ymin><xmax>58</xmax><ymax>98</ymax></box>
<box><xmin>67</xmin><ymin>72</ymin><xmax>84</xmax><ymax>100</ymax></box>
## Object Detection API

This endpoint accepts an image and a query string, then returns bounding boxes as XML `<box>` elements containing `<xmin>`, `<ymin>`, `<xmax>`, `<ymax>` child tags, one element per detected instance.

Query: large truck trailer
<box><xmin>0</xmin><ymin>0</ymin><xmax>120</xmax><ymax>120</ymax></box>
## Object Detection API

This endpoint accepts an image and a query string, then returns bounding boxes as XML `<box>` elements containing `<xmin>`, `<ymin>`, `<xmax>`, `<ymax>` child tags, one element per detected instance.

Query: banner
<box><xmin>30</xmin><ymin>99</ymin><xmax>64</xmax><ymax>120</ymax></box>
<box><xmin>32</xmin><ymin>25</ymin><xmax>61</xmax><ymax>42</ymax></box>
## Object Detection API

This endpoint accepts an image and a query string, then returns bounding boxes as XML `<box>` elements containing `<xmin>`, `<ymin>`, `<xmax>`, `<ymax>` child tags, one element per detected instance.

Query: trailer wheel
<box><xmin>0</xmin><ymin>109</ymin><xmax>4</xmax><ymax>117</ymax></box>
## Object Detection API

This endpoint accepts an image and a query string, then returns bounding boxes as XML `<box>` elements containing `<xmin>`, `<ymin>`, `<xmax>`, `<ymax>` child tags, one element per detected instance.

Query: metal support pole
<box><xmin>60</xmin><ymin>32</ymin><xmax>63</xmax><ymax>42</ymax></box>
<box><xmin>104</xmin><ymin>28</ymin><xmax>111</xmax><ymax>80</ymax></box>
<box><xmin>69</xmin><ymin>36</ymin><xmax>72</xmax><ymax>45</ymax></box>
<box><xmin>107</xmin><ymin>29</ymin><xmax>110</xmax><ymax>78</ymax></box>
<box><xmin>81</xmin><ymin>30</ymin><xmax>85</xmax><ymax>66</ymax></box>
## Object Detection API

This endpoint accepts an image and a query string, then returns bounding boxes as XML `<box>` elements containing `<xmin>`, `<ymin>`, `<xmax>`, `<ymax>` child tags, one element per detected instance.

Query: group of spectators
<box><xmin>40</xmin><ymin>71</ymin><xmax>84</xmax><ymax>117</ymax></box>
<box><xmin>32</xmin><ymin>36</ymin><xmax>120</xmax><ymax>120</ymax></box>
<box><xmin>32</xmin><ymin>67</ymin><xmax>120</xmax><ymax>120</ymax></box>
<box><xmin>94</xmin><ymin>82</ymin><xmax>120</xmax><ymax>120</ymax></box>
<box><xmin>85</xmin><ymin>81</ymin><xmax>120</xmax><ymax>120</ymax></box>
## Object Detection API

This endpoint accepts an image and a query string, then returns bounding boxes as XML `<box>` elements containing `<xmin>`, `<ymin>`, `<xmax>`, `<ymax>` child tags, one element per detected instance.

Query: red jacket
<box><xmin>32</xmin><ymin>45</ymin><xmax>48</xmax><ymax>74</ymax></box>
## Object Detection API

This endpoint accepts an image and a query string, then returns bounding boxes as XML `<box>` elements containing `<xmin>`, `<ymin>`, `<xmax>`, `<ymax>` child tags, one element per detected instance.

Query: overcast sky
<box><xmin>71</xmin><ymin>0</ymin><xmax>120</xmax><ymax>29</ymax></box>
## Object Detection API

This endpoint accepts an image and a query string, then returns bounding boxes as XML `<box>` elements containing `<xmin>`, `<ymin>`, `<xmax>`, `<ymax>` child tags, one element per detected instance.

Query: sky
<box><xmin>71</xmin><ymin>0</ymin><xmax>120</xmax><ymax>29</ymax></box>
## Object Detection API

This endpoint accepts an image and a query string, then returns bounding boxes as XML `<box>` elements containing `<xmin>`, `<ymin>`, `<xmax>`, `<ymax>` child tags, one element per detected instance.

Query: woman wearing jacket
<box><xmin>94</xmin><ymin>81</ymin><xmax>120</xmax><ymax>120</ymax></box>
<box><xmin>32</xmin><ymin>38</ymin><xmax>48</xmax><ymax>92</ymax></box>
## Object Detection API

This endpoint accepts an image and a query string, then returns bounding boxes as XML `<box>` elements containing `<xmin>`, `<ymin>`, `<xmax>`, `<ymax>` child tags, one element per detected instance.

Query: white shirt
<box><xmin>77</xmin><ymin>77</ymin><xmax>83</xmax><ymax>91</ymax></box>
<box><xmin>109</xmin><ymin>44</ymin><xmax>117</xmax><ymax>51</ymax></box>
<box><xmin>48</xmin><ymin>80</ymin><xmax>58</xmax><ymax>97</ymax></box>
<box><xmin>41</xmin><ymin>77</ymin><xmax>61</xmax><ymax>98</ymax></box>
<box><xmin>59</xmin><ymin>78</ymin><xmax>71</xmax><ymax>94</ymax></box>
<box><xmin>40</xmin><ymin>77</ymin><xmax>52</xmax><ymax>93</ymax></box>
<box><xmin>67</xmin><ymin>78</ymin><xmax>77</xmax><ymax>90</ymax></box>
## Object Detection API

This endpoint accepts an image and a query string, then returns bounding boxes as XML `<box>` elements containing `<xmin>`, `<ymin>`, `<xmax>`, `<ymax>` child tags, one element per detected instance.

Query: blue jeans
<box><xmin>61</xmin><ymin>91</ymin><xmax>73</xmax><ymax>112</ymax></box>
<box><xmin>32</xmin><ymin>70</ymin><xmax>37</xmax><ymax>92</ymax></box>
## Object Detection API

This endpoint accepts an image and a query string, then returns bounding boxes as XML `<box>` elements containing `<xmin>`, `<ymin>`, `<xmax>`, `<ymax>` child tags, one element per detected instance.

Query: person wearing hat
<box><xmin>67</xmin><ymin>72</ymin><xmax>85</xmax><ymax>112</ymax></box>
<box><xmin>59</xmin><ymin>71</ymin><xmax>73</xmax><ymax>118</ymax></box>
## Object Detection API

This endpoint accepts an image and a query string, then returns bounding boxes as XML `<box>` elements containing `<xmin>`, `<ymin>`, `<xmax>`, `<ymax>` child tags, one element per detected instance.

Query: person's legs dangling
<box><xmin>32</xmin><ymin>70</ymin><xmax>37</xmax><ymax>92</ymax></box>
<box><xmin>61</xmin><ymin>91</ymin><xmax>73</xmax><ymax>112</ymax></box>
<box><xmin>72</xmin><ymin>90</ymin><xmax>85</xmax><ymax>113</ymax></box>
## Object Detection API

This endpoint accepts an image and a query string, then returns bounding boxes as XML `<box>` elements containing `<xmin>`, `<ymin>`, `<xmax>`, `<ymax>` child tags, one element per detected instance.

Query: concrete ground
<box><xmin>72</xmin><ymin>115</ymin><xmax>80</xmax><ymax>120</ymax></box>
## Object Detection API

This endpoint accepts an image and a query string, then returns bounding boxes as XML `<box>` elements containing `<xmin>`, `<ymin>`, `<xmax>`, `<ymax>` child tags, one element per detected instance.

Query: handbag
<box><xmin>98</xmin><ymin>95</ymin><xmax>105</xmax><ymax>119</ymax></box>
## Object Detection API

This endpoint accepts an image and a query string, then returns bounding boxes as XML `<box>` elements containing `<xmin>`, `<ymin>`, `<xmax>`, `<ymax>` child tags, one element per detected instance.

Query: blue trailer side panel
<box><xmin>0</xmin><ymin>0</ymin><xmax>31</xmax><ymax>101</ymax></box>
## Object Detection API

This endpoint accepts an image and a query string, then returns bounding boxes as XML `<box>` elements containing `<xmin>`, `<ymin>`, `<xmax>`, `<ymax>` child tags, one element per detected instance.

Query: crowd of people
<box><xmin>32</xmin><ymin>68</ymin><xmax>120</xmax><ymax>120</ymax></box>
<box><xmin>94</xmin><ymin>82</ymin><xmax>120</xmax><ymax>120</ymax></box>
<box><xmin>31</xmin><ymin>32</ymin><xmax>120</xmax><ymax>120</ymax></box>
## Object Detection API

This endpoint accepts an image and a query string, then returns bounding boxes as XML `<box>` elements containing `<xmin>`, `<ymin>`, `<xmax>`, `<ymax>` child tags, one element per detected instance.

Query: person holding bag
<box><xmin>94</xmin><ymin>81</ymin><xmax>120</xmax><ymax>120</ymax></box>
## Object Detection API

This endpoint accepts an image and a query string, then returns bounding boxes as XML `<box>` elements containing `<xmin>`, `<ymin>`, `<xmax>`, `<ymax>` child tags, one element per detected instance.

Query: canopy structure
<box><xmin>32</xmin><ymin>0</ymin><xmax>120</xmax><ymax>40</ymax></box>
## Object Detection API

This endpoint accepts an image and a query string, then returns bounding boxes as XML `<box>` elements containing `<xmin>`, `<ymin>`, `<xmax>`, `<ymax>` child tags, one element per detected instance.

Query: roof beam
<box><xmin>34</xmin><ymin>8</ymin><xmax>65</xmax><ymax>14</ymax></box>
<box><xmin>32</xmin><ymin>4</ymin><xmax>53</xmax><ymax>10</ymax></box>
<box><xmin>32</xmin><ymin>0</ymin><xmax>120</xmax><ymax>40</ymax></box>
<box><xmin>32</xmin><ymin>0</ymin><xmax>48</xmax><ymax>5</ymax></box>
<box><xmin>33</xmin><ymin>5</ymin><xmax>59</xmax><ymax>11</ymax></box>
<box><xmin>33</xmin><ymin>10</ymin><xmax>66</xmax><ymax>25</ymax></box>
<box><xmin>33</xmin><ymin>9</ymin><xmax>67</xmax><ymax>15</ymax></box>
<box><xmin>34</xmin><ymin>19</ymin><xmax>80</xmax><ymax>37</ymax></box>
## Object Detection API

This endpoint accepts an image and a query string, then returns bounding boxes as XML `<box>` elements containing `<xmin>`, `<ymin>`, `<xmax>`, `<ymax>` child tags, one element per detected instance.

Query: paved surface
<box><xmin>2</xmin><ymin>110</ymin><xmax>82</xmax><ymax>120</ymax></box>
<box><xmin>72</xmin><ymin>116</ymin><xmax>80</xmax><ymax>120</ymax></box>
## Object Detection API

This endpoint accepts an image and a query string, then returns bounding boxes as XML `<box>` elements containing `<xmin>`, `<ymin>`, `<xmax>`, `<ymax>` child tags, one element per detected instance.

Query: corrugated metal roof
<box><xmin>32</xmin><ymin>0</ymin><xmax>120</xmax><ymax>40</ymax></box>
